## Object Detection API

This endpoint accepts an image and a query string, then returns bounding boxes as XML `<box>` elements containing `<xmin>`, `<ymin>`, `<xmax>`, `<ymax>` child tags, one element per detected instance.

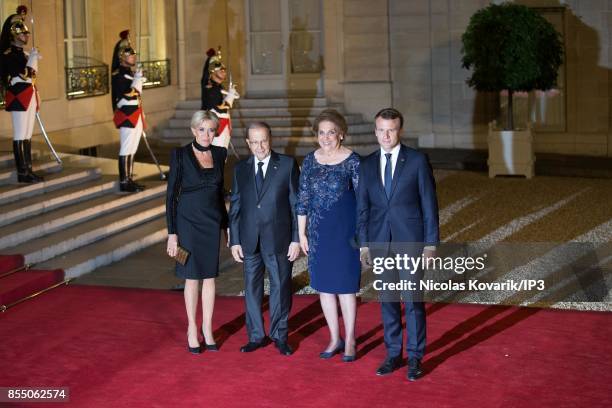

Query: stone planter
<box><xmin>487</xmin><ymin>120</ymin><xmax>534</xmax><ymax>178</ymax></box>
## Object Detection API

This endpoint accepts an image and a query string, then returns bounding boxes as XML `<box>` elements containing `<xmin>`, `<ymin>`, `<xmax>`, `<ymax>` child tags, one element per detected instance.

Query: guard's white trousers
<box><xmin>11</xmin><ymin>99</ymin><xmax>37</xmax><ymax>141</ymax></box>
<box><xmin>119</xmin><ymin>117</ymin><xmax>143</xmax><ymax>156</ymax></box>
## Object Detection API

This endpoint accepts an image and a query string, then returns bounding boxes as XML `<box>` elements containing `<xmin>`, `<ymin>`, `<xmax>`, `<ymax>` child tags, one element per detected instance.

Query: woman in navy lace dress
<box><xmin>297</xmin><ymin>109</ymin><xmax>361</xmax><ymax>362</ymax></box>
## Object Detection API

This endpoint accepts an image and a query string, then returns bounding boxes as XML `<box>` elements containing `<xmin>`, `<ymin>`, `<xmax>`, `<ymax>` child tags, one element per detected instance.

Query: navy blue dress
<box><xmin>297</xmin><ymin>152</ymin><xmax>361</xmax><ymax>294</ymax></box>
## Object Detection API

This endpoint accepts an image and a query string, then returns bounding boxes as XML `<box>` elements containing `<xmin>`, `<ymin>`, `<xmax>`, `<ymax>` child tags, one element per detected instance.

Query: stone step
<box><xmin>0</xmin><ymin>168</ymin><xmax>102</xmax><ymax>206</ymax></box>
<box><xmin>0</xmin><ymin>183</ymin><xmax>166</xmax><ymax>249</ymax></box>
<box><xmin>168</xmin><ymin>115</ymin><xmax>365</xmax><ymax>128</ymax></box>
<box><xmin>5</xmin><ymin>197</ymin><xmax>165</xmax><ymax>265</ymax></box>
<box><xmin>226</xmin><ymin>133</ymin><xmax>383</xmax><ymax>147</ymax></box>
<box><xmin>228</xmin><ymin>141</ymin><xmax>417</xmax><ymax>157</ymax></box>
<box><xmin>174</xmin><ymin>106</ymin><xmax>346</xmax><ymax>118</ymax></box>
<box><xmin>176</xmin><ymin>97</ymin><xmax>329</xmax><ymax>110</ymax></box>
<box><xmin>0</xmin><ymin>177</ymin><xmax>117</xmax><ymax>228</ymax></box>
<box><xmin>39</xmin><ymin>217</ymin><xmax>168</xmax><ymax>279</ymax></box>
<box><xmin>0</xmin><ymin>151</ymin><xmax>39</xmax><ymax>168</ymax></box>
<box><xmin>0</xmin><ymin>161</ymin><xmax>63</xmax><ymax>184</ymax></box>
<box><xmin>162</xmin><ymin>124</ymin><xmax>375</xmax><ymax>139</ymax></box>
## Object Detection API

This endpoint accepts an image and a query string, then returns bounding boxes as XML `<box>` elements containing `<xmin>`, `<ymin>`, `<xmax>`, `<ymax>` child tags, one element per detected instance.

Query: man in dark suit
<box><xmin>229</xmin><ymin>122</ymin><xmax>300</xmax><ymax>356</ymax></box>
<box><xmin>357</xmin><ymin>108</ymin><xmax>439</xmax><ymax>381</ymax></box>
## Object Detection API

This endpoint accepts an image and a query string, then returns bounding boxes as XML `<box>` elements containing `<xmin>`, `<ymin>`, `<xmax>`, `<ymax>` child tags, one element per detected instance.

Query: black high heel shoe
<box><xmin>187</xmin><ymin>331</ymin><xmax>201</xmax><ymax>354</ymax></box>
<box><xmin>201</xmin><ymin>330</ymin><xmax>218</xmax><ymax>352</ymax></box>
<box><xmin>342</xmin><ymin>353</ymin><xmax>356</xmax><ymax>362</ymax></box>
<box><xmin>342</xmin><ymin>342</ymin><xmax>357</xmax><ymax>362</ymax></box>
<box><xmin>188</xmin><ymin>344</ymin><xmax>201</xmax><ymax>354</ymax></box>
<box><xmin>319</xmin><ymin>339</ymin><xmax>345</xmax><ymax>359</ymax></box>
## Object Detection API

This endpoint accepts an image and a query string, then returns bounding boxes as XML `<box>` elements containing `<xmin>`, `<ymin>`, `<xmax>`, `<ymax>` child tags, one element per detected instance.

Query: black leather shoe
<box><xmin>274</xmin><ymin>341</ymin><xmax>293</xmax><ymax>356</ymax></box>
<box><xmin>240</xmin><ymin>340</ymin><xmax>266</xmax><ymax>353</ymax></box>
<box><xmin>376</xmin><ymin>356</ymin><xmax>403</xmax><ymax>376</ymax></box>
<box><xmin>407</xmin><ymin>358</ymin><xmax>423</xmax><ymax>381</ymax></box>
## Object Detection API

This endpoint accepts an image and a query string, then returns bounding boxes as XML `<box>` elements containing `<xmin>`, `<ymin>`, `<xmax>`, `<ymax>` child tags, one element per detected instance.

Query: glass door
<box><xmin>246</xmin><ymin>0</ymin><xmax>323</xmax><ymax>96</ymax></box>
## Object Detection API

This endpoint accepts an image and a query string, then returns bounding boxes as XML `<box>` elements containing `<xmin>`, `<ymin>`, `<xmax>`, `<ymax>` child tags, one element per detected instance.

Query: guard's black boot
<box><xmin>118</xmin><ymin>155</ymin><xmax>138</xmax><ymax>192</ymax></box>
<box><xmin>126</xmin><ymin>155</ymin><xmax>145</xmax><ymax>191</ymax></box>
<box><xmin>23</xmin><ymin>139</ymin><xmax>44</xmax><ymax>182</ymax></box>
<box><xmin>13</xmin><ymin>141</ymin><xmax>37</xmax><ymax>183</ymax></box>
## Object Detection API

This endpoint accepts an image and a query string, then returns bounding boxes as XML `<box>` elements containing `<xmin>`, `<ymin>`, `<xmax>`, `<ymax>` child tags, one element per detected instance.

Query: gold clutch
<box><xmin>173</xmin><ymin>246</ymin><xmax>190</xmax><ymax>266</ymax></box>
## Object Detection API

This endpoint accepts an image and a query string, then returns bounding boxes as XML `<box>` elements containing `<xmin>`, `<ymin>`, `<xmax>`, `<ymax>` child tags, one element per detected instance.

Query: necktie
<box><xmin>256</xmin><ymin>161</ymin><xmax>264</xmax><ymax>197</ymax></box>
<box><xmin>384</xmin><ymin>153</ymin><xmax>392</xmax><ymax>199</ymax></box>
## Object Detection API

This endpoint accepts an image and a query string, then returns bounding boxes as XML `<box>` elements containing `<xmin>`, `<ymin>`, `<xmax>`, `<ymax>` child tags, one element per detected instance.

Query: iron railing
<box><xmin>140</xmin><ymin>59</ymin><xmax>171</xmax><ymax>89</ymax></box>
<box><xmin>65</xmin><ymin>63</ymin><xmax>110</xmax><ymax>100</ymax></box>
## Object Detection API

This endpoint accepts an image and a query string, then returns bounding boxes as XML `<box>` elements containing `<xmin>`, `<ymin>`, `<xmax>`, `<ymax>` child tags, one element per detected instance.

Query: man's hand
<box><xmin>167</xmin><ymin>234</ymin><xmax>178</xmax><ymax>258</ymax></box>
<box><xmin>287</xmin><ymin>242</ymin><xmax>300</xmax><ymax>262</ymax></box>
<box><xmin>360</xmin><ymin>247</ymin><xmax>372</xmax><ymax>268</ymax></box>
<box><xmin>299</xmin><ymin>234</ymin><xmax>309</xmax><ymax>256</ymax></box>
<box><xmin>231</xmin><ymin>244</ymin><xmax>244</xmax><ymax>263</ymax></box>
<box><xmin>423</xmin><ymin>247</ymin><xmax>437</xmax><ymax>270</ymax></box>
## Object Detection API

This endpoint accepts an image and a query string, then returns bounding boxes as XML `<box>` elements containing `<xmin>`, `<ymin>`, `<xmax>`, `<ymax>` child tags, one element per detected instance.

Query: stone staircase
<box><xmin>155</xmin><ymin>96</ymin><xmax>417</xmax><ymax>155</ymax></box>
<box><xmin>0</xmin><ymin>151</ymin><xmax>168</xmax><ymax>280</ymax></box>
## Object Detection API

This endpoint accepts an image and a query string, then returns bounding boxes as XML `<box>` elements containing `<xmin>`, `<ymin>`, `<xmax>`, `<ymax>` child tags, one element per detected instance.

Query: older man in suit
<box><xmin>229</xmin><ymin>122</ymin><xmax>300</xmax><ymax>356</ymax></box>
<box><xmin>357</xmin><ymin>108</ymin><xmax>439</xmax><ymax>381</ymax></box>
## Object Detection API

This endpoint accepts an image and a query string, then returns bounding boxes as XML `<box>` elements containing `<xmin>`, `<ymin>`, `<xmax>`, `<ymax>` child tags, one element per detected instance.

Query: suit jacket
<box><xmin>357</xmin><ymin>144</ymin><xmax>439</xmax><ymax>246</ymax></box>
<box><xmin>229</xmin><ymin>151</ymin><xmax>300</xmax><ymax>255</ymax></box>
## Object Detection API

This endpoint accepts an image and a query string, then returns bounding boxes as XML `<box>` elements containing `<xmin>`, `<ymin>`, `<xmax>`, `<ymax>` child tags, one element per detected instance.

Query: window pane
<box><xmin>289</xmin><ymin>0</ymin><xmax>320</xmax><ymax>31</ymax></box>
<box><xmin>250</xmin><ymin>0</ymin><xmax>281</xmax><ymax>32</ymax></box>
<box><xmin>290</xmin><ymin>31</ymin><xmax>321</xmax><ymax>73</ymax></box>
<box><xmin>251</xmin><ymin>33</ymin><xmax>282</xmax><ymax>75</ymax></box>
<box><xmin>70</xmin><ymin>0</ymin><xmax>87</xmax><ymax>38</ymax></box>
<box><xmin>140</xmin><ymin>0</ymin><xmax>150</xmax><ymax>36</ymax></box>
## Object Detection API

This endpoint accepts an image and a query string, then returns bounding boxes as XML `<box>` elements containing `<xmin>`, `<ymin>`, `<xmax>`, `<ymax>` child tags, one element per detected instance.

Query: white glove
<box><xmin>27</xmin><ymin>48</ymin><xmax>41</xmax><ymax>72</ymax></box>
<box><xmin>222</xmin><ymin>84</ymin><xmax>240</xmax><ymax>107</ymax></box>
<box><xmin>131</xmin><ymin>69</ymin><xmax>147</xmax><ymax>94</ymax></box>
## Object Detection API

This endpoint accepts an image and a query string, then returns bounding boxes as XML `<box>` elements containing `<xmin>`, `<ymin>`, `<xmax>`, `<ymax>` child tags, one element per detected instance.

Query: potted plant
<box><xmin>461</xmin><ymin>2</ymin><xmax>563</xmax><ymax>178</ymax></box>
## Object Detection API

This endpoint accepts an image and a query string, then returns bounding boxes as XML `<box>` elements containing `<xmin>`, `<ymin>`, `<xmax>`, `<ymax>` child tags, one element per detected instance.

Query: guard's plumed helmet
<box><xmin>207</xmin><ymin>47</ymin><xmax>226</xmax><ymax>75</ymax></box>
<box><xmin>116</xmin><ymin>30</ymin><xmax>136</xmax><ymax>60</ymax></box>
<box><xmin>111</xmin><ymin>30</ymin><xmax>136</xmax><ymax>71</ymax></box>
<box><xmin>9</xmin><ymin>5</ymin><xmax>29</xmax><ymax>38</ymax></box>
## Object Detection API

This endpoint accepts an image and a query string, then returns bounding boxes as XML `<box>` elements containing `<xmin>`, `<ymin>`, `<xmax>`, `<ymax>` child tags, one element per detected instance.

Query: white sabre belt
<box><xmin>10</xmin><ymin>76</ymin><xmax>32</xmax><ymax>86</ymax></box>
<box><xmin>117</xmin><ymin>99</ymin><xmax>139</xmax><ymax>108</ymax></box>
<box><xmin>211</xmin><ymin>109</ymin><xmax>230</xmax><ymax>119</ymax></box>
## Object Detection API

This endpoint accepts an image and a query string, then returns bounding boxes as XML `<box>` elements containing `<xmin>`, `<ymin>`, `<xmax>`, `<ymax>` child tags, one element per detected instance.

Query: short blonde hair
<box><xmin>312</xmin><ymin>109</ymin><xmax>348</xmax><ymax>136</ymax></box>
<box><xmin>190</xmin><ymin>110</ymin><xmax>219</xmax><ymax>130</ymax></box>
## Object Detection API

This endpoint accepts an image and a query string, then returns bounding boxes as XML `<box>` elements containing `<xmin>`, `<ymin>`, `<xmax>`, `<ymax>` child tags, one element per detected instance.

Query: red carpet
<box><xmin>0</xmin><ymin>255</ymin><xmax>64</xmax><ymax>309</ymax></box>
<box><xmin>0</xmin><ymin>254</ymin><xmax>24</xmax><ymax>274</ymax></box>
<box><xmin>0</xmin><ymin>285</ymin><xmax>610</xmax><ymax>407</ymax></box>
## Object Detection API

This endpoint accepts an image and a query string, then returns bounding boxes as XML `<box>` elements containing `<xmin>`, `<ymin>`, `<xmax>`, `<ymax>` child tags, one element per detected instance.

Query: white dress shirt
<box><xmin>380</xmin><ymin>144</ymin><xmax>401</xmax><ymax>186</ymax></box>
<box><xmin>254</xmin><ymin>154</ymin><xmax>271</xmax><ymax>177</ymax></box>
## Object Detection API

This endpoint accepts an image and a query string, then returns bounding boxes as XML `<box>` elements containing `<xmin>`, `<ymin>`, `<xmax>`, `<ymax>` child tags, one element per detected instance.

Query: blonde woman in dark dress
<box><xmin>166</xmin><ymin>110</ymin><xmax>228</xmax><ymax>354</ymax></box>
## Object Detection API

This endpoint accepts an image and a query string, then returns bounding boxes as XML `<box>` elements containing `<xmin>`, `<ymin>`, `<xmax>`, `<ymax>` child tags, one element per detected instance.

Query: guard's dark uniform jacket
<box><xmin>201</xmin><ymin>79</ymin><xmax>228</xmax><ymax>114</ymax></box>
<box><xmin>111</xmin><ymin>65</ymin><xmax>142</xmax><ymax>129</ymax></box>
<box><xmin>2</xmin><ymin>45</ymin><xmax>35</xmax><ymax>111</ymax></box>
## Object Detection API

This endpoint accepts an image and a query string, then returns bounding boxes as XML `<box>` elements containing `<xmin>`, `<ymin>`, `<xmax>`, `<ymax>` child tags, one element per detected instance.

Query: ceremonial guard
<box><xmin>200</xmin><ymin>47</ymin><xmax>239</xmax><ymax>149</ymax></box>
<box><xmin>111</xmin><ymin>30</ymin><xmax>146</xmax><ymax>192</ymax></box>
<box><xmin>0</xmin><ymin>6</ymin><xmax>43</xmax><ymax>183</ymax></box>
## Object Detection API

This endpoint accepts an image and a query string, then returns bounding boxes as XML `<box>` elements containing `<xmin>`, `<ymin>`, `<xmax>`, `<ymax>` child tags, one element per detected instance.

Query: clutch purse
<box><xmin>173</xmin><ymin>245</ymin><xmax>190</xmax><ymax>266</ymax></box>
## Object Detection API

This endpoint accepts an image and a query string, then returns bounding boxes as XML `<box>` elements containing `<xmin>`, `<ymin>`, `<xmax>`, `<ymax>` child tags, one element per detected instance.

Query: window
<box><xmin>63</xmin><ymin>0</ymin><xmax>89</xmax><ymax>68</ymax></box>
<box><xmin>135</xmin><ymin>0</ymin><xmax>167</xmax><ymax>61</ymax></box>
